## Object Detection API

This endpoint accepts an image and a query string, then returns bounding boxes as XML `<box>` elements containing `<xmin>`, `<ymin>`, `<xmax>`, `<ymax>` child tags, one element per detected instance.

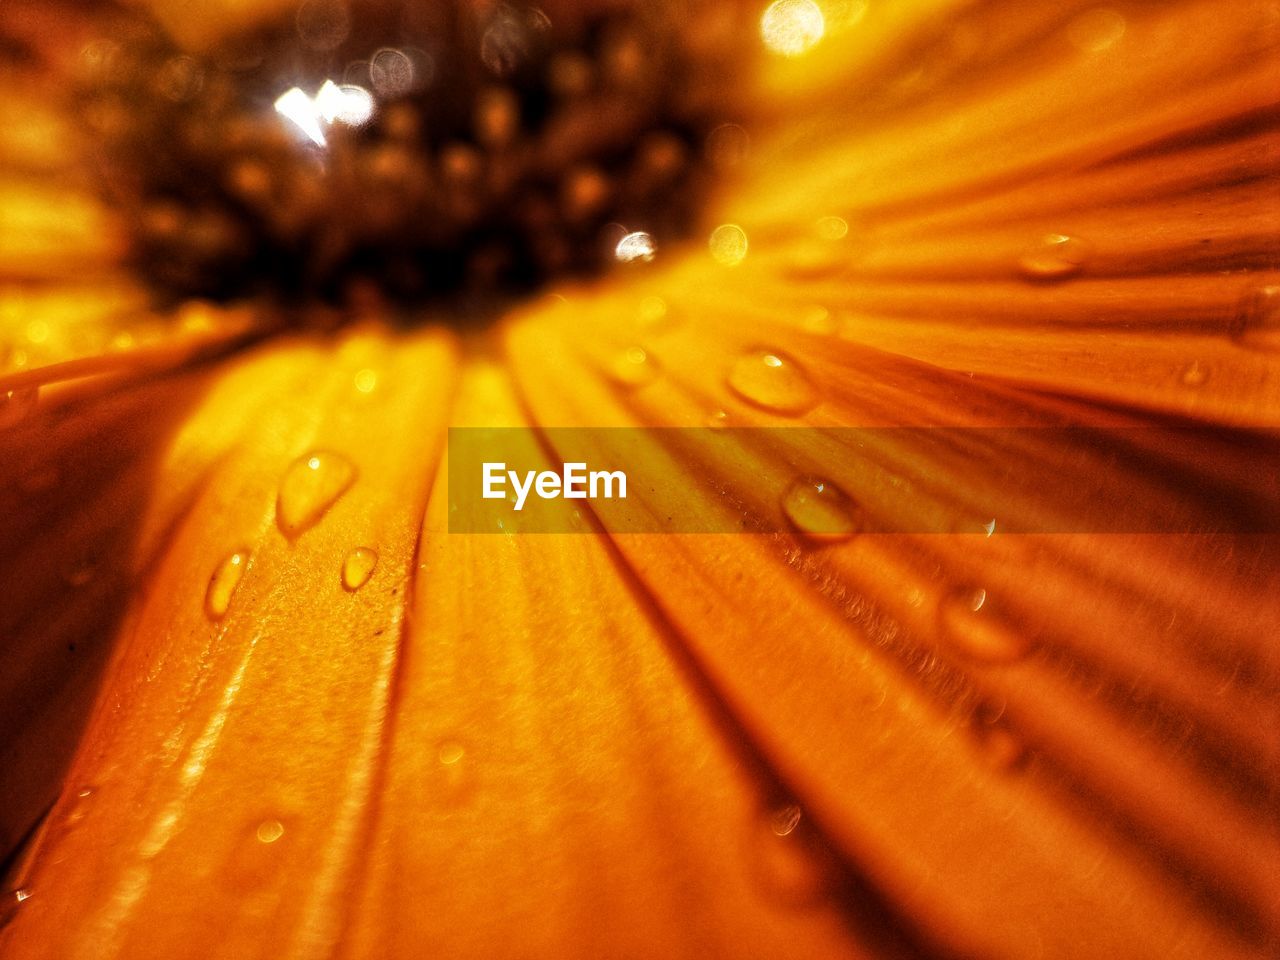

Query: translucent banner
<box><xmin>446</xmin><ymin>427</ymin><xmax>1280</xmax><ymax>534</ymax></box>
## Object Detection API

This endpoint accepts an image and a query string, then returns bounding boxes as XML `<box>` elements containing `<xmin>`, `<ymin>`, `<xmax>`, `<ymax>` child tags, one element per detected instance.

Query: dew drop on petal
<box><xmin>255</xmin><ymin>819</ymin><xmax>285</xmax><ymax>844</ymax></box>
<box><xmin>972</xmin><ymin>703</ymin><xmax>1027</xmax><ymax>770</ymax></box>
<box><xmin>608</xmin><ymin>346</ymin><xmax>660</xmax><ymax>387</ymax></box>
<box><xmin>341</xmin><ymin>546</ymin><xmax>378</xmax><ymax>592</ymax></box>
<box><xmin>938</xmin><ymin>586</ymin><xmax>1032</xmax><ymax>663</ymax></box>
<box><xmin>709</xmin><ymin>223</ymin><xmax>749</xmax><ymax>265</ymax></box>
<box><xmin>750</xmin><ymin>804</ymin><xmax>833</xmax><ymax>906</ymax></box>
<box><xmin>65</xmin><ymin>786</ymin><xmax>95</xmax><ymax>826</ymax></box>
<box><xmin>782</xmin><ymin>477</ymin><xmax>861</xmax><ymax>540</ymax></box>
<box><xmin>706</xmin><ymin>409</ymin><xmax>730</xmax><ymax>428</ymax></box>
<box><xmin>438</xmin><ymin>740</ymin><xmax>466</xmax><ymax>765</ymax></box>
<box><xmin>814</xmin><ymin>215</ymin><xmax>848</xmax><ymax>240</ymax></box>
<box><xmin>727</xmin><ymin>350</ymin><xmax>818</xmax><ymax>415</ymax></box>
<box><xmin>1018</xmin><ymin>233</ymin><xmax>1091</xmax><ymax>280</ymax></box>
<box><xmin>434</xmin><ymin>738</ymin><xmax>473</xmax><ymax>805</ymax></box>
<box><xmin>353</xmin><ymin>368</ymin><xmax>378</xmax><ymax>393</ymax></box>
<box><xmin>761</xmin><ymin>0</ymin><xmax>826</xmax><ymax>57</ymax></box>
<box><xmin>1180</xmin><ymin>361</ymin><xmax>1209</xmax><ymax>387</ymax></box>
<box><xmin>277</xmin><ymin>451</ymin><xmax>357</xmax><ymax>537</ymax></box>
<box><xmin>205</xmin><ymin>550</ymin><xmax>249</xmax><ymax>621</ymax></box>
<box><xmin>800</xmin><ymin>304</ymin><xmax>837</xmax><ymax>334</ymax></box>
<box><xmin>769</xmin><ymin>803</ymin><xmax>803</xmax><ymax>836</ymax></box>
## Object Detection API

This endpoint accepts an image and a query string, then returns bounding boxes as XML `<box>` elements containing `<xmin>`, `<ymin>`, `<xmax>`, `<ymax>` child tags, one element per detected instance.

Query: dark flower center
<box><xmin>75</xmin><ymin>0</ymin><xmax>750</xmax><ymax>322</ymax></box>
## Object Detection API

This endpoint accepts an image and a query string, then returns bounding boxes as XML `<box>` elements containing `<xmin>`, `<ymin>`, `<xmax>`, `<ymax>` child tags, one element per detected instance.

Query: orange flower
<box><xmin>1</xmin><ymin>1</ymin><xmax>1277</xmax><ymax>958</ymax></box>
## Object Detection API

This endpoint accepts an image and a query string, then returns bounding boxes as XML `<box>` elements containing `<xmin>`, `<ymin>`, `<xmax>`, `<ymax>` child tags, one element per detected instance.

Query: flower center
<box><xmin>75</xmin><ymin>1</ymin><xmax>750</xmax><ymax>322</ymax></box>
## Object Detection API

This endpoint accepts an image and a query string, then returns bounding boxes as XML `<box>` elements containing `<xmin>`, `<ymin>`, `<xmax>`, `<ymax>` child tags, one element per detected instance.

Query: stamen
<box><xmin>74</xmin><ymin>1</ymin><xmax>752</xmax><ymax>322</ymax></box>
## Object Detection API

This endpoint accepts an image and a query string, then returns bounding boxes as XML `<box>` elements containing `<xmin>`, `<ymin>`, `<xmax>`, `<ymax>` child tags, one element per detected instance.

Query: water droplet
<box><xmin>1018</xmin><ymin>234</ymin><xmax>1091</xmax><ymax>280</ymax></box>
<box><xmin>438</xmin><ymin>741</ymin><xmax>466</xmax><ymax>765</ymax></box>
<box><xmin>750</xmin><ymin>804</ymin><xmax>834</xmax><ymax>906</ymax></box>
<box><xmin>769</xmin><ymin>803</ymin><xmax>803</xmax><ymax>836</ymax></box>
<box><xmin>615</xmin><ymin>231</ymin><xmax>656</xmax><ymax>263</ymax></box>
<box><xmin>353</xmin><ymin>368</ymin><xmax>378</xmax><ymax>393</ymax></box>
<box><xmin>727</xmin><ymin>350</ymin><xmax>818</xmax><ymax>415</ymax></box>
<box><xmin>972</xmin><ymin>703</ymin><xmax>1027</xmax><ymax>770</ymax></box>
<box><xmin>432</xmin><ymin>738</ymin><xmax>473</xmax><ymax>806</ymax></box>
<box><xmin>1180</xmin><ymin>361</ymin><xmax>1209</xmax><ymax>387</ymax></box>
<box><xmin>709</xmin><ymin>224</ymin><xmax>749</xmax><ymax>265</ymax></box>
<box><xmin>706</xmin><ymin>408</ymin><xmax>730</xmax><ymax>429</ymax></box>
<box><xmin>13</xmin><ymin>888</ymin><xmax>31</xmax><ymax>903</ymax></box>
<box><xmin>341</xmin><ymin>547</ymin><xmax>378</xmax><ymax>592</ymax></box>
<box><xmin>205</xmin><ymin>550</ymin><xmax>249</xmax><ymax>621</ymax></box>
<box><xmin>65</xmin><ymin>786</ymin><xmax>95</xmax><ymax>826</ymax></box>
<box><xmin>938</xmin><ymin>587</ymin><xmax>1032</xmax><ymax>663</ymax></box>
<box><xmin>277</xmin><ymin>451</ymin><xmax>357</xmax><ymax>537</ymax></box>
<box><xmin>814</xmin><ymin>216</ymin><xmax>848</xmax><ymax>240</ymax></box>
<box><xmin>761</xmin><ymin>0</ymin><xmax>826</xmax><ymax>57</ymax></box>
<box><xmin>0</xmin><ymin>386</ymin><xmax>37</xmax><ymax>430</ymax></box>
<box><xmin>255</xmin><ymin>819</ymin><xmax>285</xmax><ymax>844</ymax></box>
<box><xmin>609</xmin><ymin>346</ymin><xmax>660</xmax><ymax>388</ymax></box>
<box><xmin>799</xmin><ymin>304</ymin><xmax>837</xmax><ymax>334</ymax></box>
<box><xmin>1233</xmin><ymin>285</ymin><xmax>1279</xmax><ymax>350</ymax></box>
<box><xmin>782</xmin><ymin>477</ymin><xmax>861</xmax><ymax>540</ymax></box>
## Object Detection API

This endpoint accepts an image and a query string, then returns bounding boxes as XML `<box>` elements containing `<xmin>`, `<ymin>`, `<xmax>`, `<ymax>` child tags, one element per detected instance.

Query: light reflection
<box><xmin>315</xmin><ymin>80</ymin><xmax>374</xmax><ymax>127</ymax></box>
<box><xmin>615</xmin><ymin>231</ymin><xmax>657</xmax><ymax>263</ymax></box>
<box><xmin>274</xmin><ymin>87</ymin><xmax>327</xmax><ymax>147</ymax></box>
<box><xmin>709</xmin><ymin>223</ymin><xmax>749</xmax><ymax>265</ymax></box>
<box><xmin>369</xmin><ymin>48</ymin><xmax>415</xmax><ymax>98</ymax></box>
<box><xmin>275</xmin><ymin>81</ymin><xmax>376</xmax><ymax>147</ymax></box>
<box><xmin>761</xmin><ymin>0</ymin><xmax>826</xmax><ymax>57</ymax></box>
